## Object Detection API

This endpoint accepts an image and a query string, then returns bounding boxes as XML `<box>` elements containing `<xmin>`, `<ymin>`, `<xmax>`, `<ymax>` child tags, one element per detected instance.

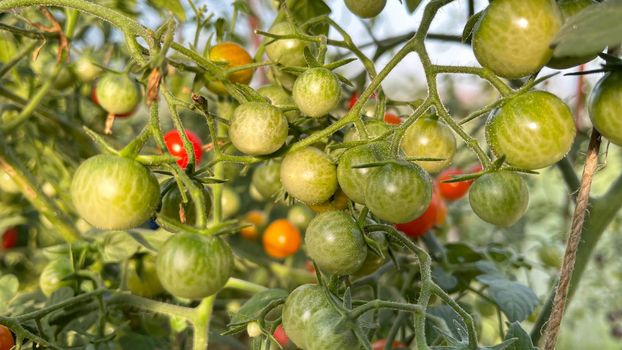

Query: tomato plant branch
<box><xmin>351</xmin><ymin>299</ymin><xmax>425</xmax><ymax>319</ymax></box>
<box><xmin>224</xmin><ymin>277</ymin><xmax>268</xmax><ymax>294</ymax></box>
<box><xmin>191</xmin><ymin>296</ymin><xmax>215</xmax><ymax>350</ymax></box>
<box><xmin>432</xmin><ymin>65</ymin><xmax>513</xmax><ymax>96</ymax></box>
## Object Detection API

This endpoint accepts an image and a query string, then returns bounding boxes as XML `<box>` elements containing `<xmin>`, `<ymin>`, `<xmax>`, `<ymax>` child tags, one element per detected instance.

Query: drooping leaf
<box><xmin>462</xmin><ymin>11</ymin><xmax>484</xmax><ymax>43</ymax></box>
<box><xmin>477</xmin><ymin>275</ymin><xmax>538</xmax><ymax>322</ymax></box>
<box><xmin>229</xmin><ymin>289</ymin><xmax>288</xmax><ymax>326</ymax></box>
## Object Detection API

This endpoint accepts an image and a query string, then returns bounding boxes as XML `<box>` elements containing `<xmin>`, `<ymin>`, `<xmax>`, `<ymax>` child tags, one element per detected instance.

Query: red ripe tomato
<box><xmin>348</xmin><ymin>91</ymin><xmax>360</xmax><ymax>110</ymax></box>
<box><xmin>0</xmin><ymin>325</ymin><xmax>14</xmax><ymax>350</ymax></box>
<box><xmin>273</xmin><ymin>324</ymin><xmax>289</xmax><ymax>347</ymax></box>
<box><xmin>164</xmin><ymin>130</ymin><xmax>203</xmax><ymax>169</ymax></box>
<box><xmin>383</xmin><ymin>113</ymin><xmax>401</xmax><ymax>125</ymax></box>
<box><xmin>2</xmin><ymin>227</ymin><xmax>18</xmax><ymax>249</ymax></box>
<box><xmin>372</xmin><ymin>339</ymin><xmax>408</xmax><ymax>350</ymax></box>
<box><xmin>437</xmin><ymin>168</ymin><xmax>471</xmax><ymax>201</ymax></box>
<box><xmin>395</xmin><ymin>190</ymin><xmax>442</xmax><ymax>238</ymax></box>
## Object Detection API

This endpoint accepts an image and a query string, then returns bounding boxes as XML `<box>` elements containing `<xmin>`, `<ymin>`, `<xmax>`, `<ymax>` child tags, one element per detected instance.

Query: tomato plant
<box><xmin>163</xmin><ymin>129</ymin><xmax>204</xmax><ymax>169</ymax></box>
<box><xmin>262</xmin><ymin>219</ymin><xmax>301</xmax><ymax>259</ymax></box>
<box><xmin>280</xmin><ymin>147</ymin><xmax>337</xmax><ymax>205</ymax></box>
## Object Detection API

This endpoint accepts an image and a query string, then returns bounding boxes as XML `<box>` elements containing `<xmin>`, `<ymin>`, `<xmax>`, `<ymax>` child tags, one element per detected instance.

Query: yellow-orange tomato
<box><xmin>308</xmin><ymin>188</ymin><xmax>350</xmax><ymax>213</ymax></box>
<box><xmin>240</xmin><ymin>210</ymin><xmax>267</xmax><ymax>240</ymax></box>
<box><xmin>206</xmin><ymin>42</ymin><xmax>254</xmax><ymax>95</ymax></box>
<box><xmin>262</xmin><ymin>219</ymin><xmax>301</xmax><ymax>259</ymax></box>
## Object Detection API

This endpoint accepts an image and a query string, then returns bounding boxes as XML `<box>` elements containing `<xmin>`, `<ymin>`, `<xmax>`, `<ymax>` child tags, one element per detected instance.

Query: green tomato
<box><xmin>337</xmin><ymin>141</ymin><xmax>390</xmax><ymax>204</ymax></box>
<box><xmin>293</xmin><ymin>68</ymin><xmax>341</xmax><ymax>118</ymax></box>
<box><xmin>546</xmin><ymin>0</ymin><xmax>597</xmax><ymax>69</ymax></box>
<box><xmin>344</xmin><ymin>0</ymin><xmax>387</xmax><ymax>18</ymax></box>
<box><xmin>305</xmin><ymin>211</ymin><xmax>367</xmax><ymax>275</ymax></box>
<box><xmin>265</xmin><ymin>21</ymin><xmax>310</xmax><ymax>67</ymax></box>
<box><xmin>287</xmin><ymin>204</ymin><xmax>315</xmax><ymax>231</ymax></box>
<box><xmin>352</xmin><ymin>231</ymin><xmax>388</xmax><ymax>277</ymax></box>
<box><xmin>95</xmin><ymin>73</ymin><xmax>141</xmax><ymax>115</ymax></box>
<box><xmin>486</xmin><ymin>91</ymin><xmax>576</xmax><ymax>170</ymax></box>
<box><xmin>282</xmin><ymin>284</ymin><xmax>331</xmax><ymax>348</ymax></box>
<box><xmin>31</xmin><ymin>52</ymin><xmax>75</xmax><ymax>90</ymax></box>
<box><xmin>305</xmin><ymin>308</ymin><xmax>360</xmax><ymax>350</ymax></box>
<box><xmin>268</xmin><ymin>67</ymin><xmax>297</xmax><ymax>91</ymax></box>
<box><xmin>125</xmin><ymin>254</ymin><xmax>164</xmax><ymax>298</ymax></box>
<box><xmin>71</xmin><ymin>155</ymin><xmax>160</xmax><ymax>230</ymax></box>
<box><xmin>251</xmin><ymin>161</ymin><xmax>282</xmax><ymax>200</ymax></box>
<box><xmin>221</xmin><ymin>186</ymin><xmax>241</xmax><ymax>219</ymax></box>
<box><xmin>400</xmin><ymin>116</ymin><xmax>456</xmax><ymax>174</ymax></box>
<box><xmin>589</xmin><ymin>72</ymin><xmax>622</xmax><ymax>146</ymax></box>
<box><xmin>74</xmin><ymin>56</ymin><xmax>102</xmax><ymax>83</ymax></box>
<box><xmin>280</xmin><ymin>147</ymin><xmax>338</xmax><ymax>205</ymax></box>
<box><xmin>160</xmin><ymin>184</ymin><xmax>211</xmax><ymax>226</ymax></box>
<box><xmin>229</xmin><ymin>101</ymin><xmax>289</xmax><ymax>156</ymax></box>
<box><xmin>365</xmin><ymin>161</ymin><xmax>432</xmax><ymax>224</ymax></box>
<box><xmin>156</xmin><ymin>232</ymin><xmax>233</xmax><ymax>299</ymax></box>
<box><xmin>257</xmin><ymin>84</ymin><xmax>300</xmax><ymax>122</ymax></box>
<box><xmin>472</xmin><ymin>0</ymin><xmax>562</xmax><ymax>79</ymax></box>
<box><xmin>537</xmin><ymin>244</ymin><xmax>563</xmax><ymax>269</ymax></box>
<box><xmin>468</xmin><ymin>171</ymin><xmax>529</xmax><ymax>227</ymax></box>
<box><xmin>343</xmin><ymin>119</ymin><xmax>390</xmax><ymax>143</ymax></box>
<box><xmin>40</xmin><ymin>258</ymin><xmax>74</xmax><ymax>297</ymax></box>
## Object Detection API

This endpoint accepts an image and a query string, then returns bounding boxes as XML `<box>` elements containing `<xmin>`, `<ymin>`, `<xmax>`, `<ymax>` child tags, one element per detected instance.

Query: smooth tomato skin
<box><xmin>280</xmin><ymin>147</ymin><xmax>338</xmax><ymax>205</ymax></box>
<box><xmin>292</xmin><ymin>67</ymin><xmax>341</xmax><ymax>118</ymax></box>
<box><xmin>257</xmin><ymin>84</ymin><xmax>300</xmax><ymax>122</ymax></box>
<box><xmin>337</xmin><ymin>141</ymin><xmax>390</xmax><ymax>205</ymax></box>
<box><xmin>395</xmin><ymin>190</ymin><xmax>442</xmax><ymax>238</ymax></box>
<box><xmin>0</xmin><ymin>325</ymin><xmax>13</xmax><ymax>350</ymax></box>
<box><xmin>265</xmin><ymin>21</ymin><xmax>310</xmax><ymax>67</ymax></box>
<box><xmin>365</xmin><ymin>162</ymin><xmax>433</xmax><ymax>224</ymax></box>
<box><xmin>537</xmin><ymin>244</ymin><xmax>563</xmax><ymax>269</ymax></box>
<box><xmin>156</xmin><ymin>232</ymin><xmax>233</xmax><ymax>299</ymax></box>
<box><xmin>437</xmin><ymin>168</ymin><xmax>471</xmax><ymax>201</ymax></box>
<box><xmin>164</xmin><ymin>130</ymin><xmax>203</xmax><ymax>169</ymax></box>
<box><xmin>305</xmin><ymin>308</ymin><xmax>359</xmax><ymax>350</ymax></box>
<box><xmin>39</xmin><ymin>258</ymin><xmax>74</xmax><ymax>297</ymax></box>
<box><xmin>251</xmin><ymin>161</ymin><xmax>282</xmax><ymax>200</ymax></box>
<box><xmin>345</xmin><ymin>0</ymin><xmax>387</xmax><ymax>18</ymax></box>
<box><xmin>2</xmin><ymin>227</ymin><xmax>18</xmax><ymax>249</ymax></box>
<box><xmin>160</xmin><ymin>185</ymin><xmax>211</xmax><ymax>226</ymax></box>
<box><xmin>372</xmin><ymin>339</ymin><xmax>408</xmax><ymax>350</ymax></box>
<box><xmin>400</xmin><ymin>116</ymin><xmax>456</xmax><ymax>174</ymax></box>
<box><xmin>273</xmin><ymin>324</ymin><xmax>289</xmax><ymax>347</ymax></box>
<box><xmin>229</xmin><ymin>102</ymin><xmax>289</xmax><ymax>156</ymax></box>
<box><xmin>262</xmin><ymin>219</ymin><xmax>302</xmax><ymax>259</ymax></box>
<box><xmin>71</xmin><ymin>155</ymin><xmax>160</xmax><ymax>230</ymax></box>
<box><xmin>74</xmin><ymin>56</ymin><xmax>102</xmax><ymax>83</ymax></box>
<box><xmin>473</xmin><ymin>0</ymin><xmax>562</xmax><ymax>79</ymax></box>
<box><xmin>206</xmin><ymin>42</ymin><xmax>254</xmax><ymax>95</ymax></box>
<box><xmin>469</xmin><ymin>171</ymin><xmax>529</xmax><ymax>227</ymax></box>
<box><xmin>281</xmin><ymin>284</ymin><xmax>331</xmax><ymax>349</ymax></box>
<box><xmin>589</xmin><ymin>72</ymin><xmax>622</xmax><ymax>146</ymax></box>
<box><xmin>95</xmin><ymin>73</ymin><xmax>141</xmax><ymax>115</ymax></box>
<box><xmin>125</xmin><ymin>254</ymin><xmax>164</xmax><ymax>298</ymax></box>
<box><xmin>486</xmin><ymin>91</ymin><xmax>576</xmax><ymax>170</ymax></box>
<box><xmin>221</xmin><ymin>186</ymin><xmax>241</xmax><ymax>219</ymax></box>
<box><xmin>287</xmin><ymin>204</ymin><xmax>315</xmax><ymax>231</ymax></box>
<box><xmin>343</xmin><ymin>119</ymin><xmax>390</xmax><ymax>142</ymax></box>
<box><xmin>305</xmin><ymin>211</ymin><xmax>367</xmax><ymax>275</ymax></box>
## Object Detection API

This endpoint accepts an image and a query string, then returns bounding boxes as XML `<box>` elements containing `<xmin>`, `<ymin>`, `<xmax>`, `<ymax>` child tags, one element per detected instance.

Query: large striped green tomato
<box><xmin>229</xmin><ymin>101</ymin><xmax>288</xmax><ymax>156</ymax></box>
<box><xmin>281</xmin><ymin>284</ymin><xmax>331</xmax><ymax>348</ymax></box>
<box><xmin>70</xmin><ymin>155</ymin><xmax>160</xmax><ymax>230</ymax></box>
<box><xmin>472</xmin><ymin>0</ymin><xmax>562</xmax><ymax>79</ymax></box>
<box><xmin>485</xmin><ymin>91</ymin><xmax>576</xmax><ymax>170</ymax></box>
<box><xmin>95</xmin><ymin>73</ymin><xmax>141</xmax><ymax>115</ymax></box>
<box><xmin>469</xmin><ymin>171</ymin><xmax>529</xmax><ymax>227</ymax></box>
<box><xmin>292</xmin><ymin>68</ymin><xmax>341</xmax><ymax>118</ymax></box>
<box><xmin>400</xmin><ymin>116</ymin><xmax>456</xmax><ymax>174</ymax></box>
<box><xmin>156</xmin><ymin>232</ymin><xmax>233</xmax><ymax>299</ymax></box>
<box><xmin>365</xmin><ymin>162</ymin><xmax>433</xmax><ymax>224</ymax></box>
<box><xmin>305</xmin><ymin>308</ymin><xmax>360</xmax><ymax>350</ymax></box>
<box><xmin>337</xmin><ymin>141</ymin><xmax>390</xmax><ymax>205</ymax></box>
<box><xmin>345</xmin><ymin>0</ymin><xmax>387</xmax><ymax>18</ymax></box>
<box><xmin>265</xmin><ymin>21</ymin><xmax>310</xmax><ymax>67</ymax></box>
<box><xmin>305</xmin><ymin>211</ymin><xmax>367</xmax><ymax>275</ymax></box>
<box><xmin>280</xmin><ymin>147</ymin><xmax>337</xmax><ymax>205</ymax></box>
<box><xmin>589</xmin><ymin>72</ymin><xmax>622</xmax><ymax>146</ymax></box>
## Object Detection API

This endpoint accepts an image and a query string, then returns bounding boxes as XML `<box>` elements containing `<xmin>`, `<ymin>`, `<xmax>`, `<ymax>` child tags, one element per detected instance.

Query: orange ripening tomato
<box><xmin>437</xmin><ymin>168</ymin><xmax>471</xmax><ymax>201</ymax></box>
<box><xmin>395</xmin><ymin>190</ymin><xmax>443</xmax><ymax>238</ymax></box>
<box><xmin>207</xmin><ymin>42</ymin><xmax>254</xmax><ymax>95</ymax></box>
<box><xmin>383</xmin><ymin>113</ymin><xmax>402</xmax><ymax>125</ymax></box>
<box><xmin>262</xmin><ymin>219</ymin><xmax>301</xmax><ymax>259</ymax></box>
<box><xmin>372</xmin><ymin>339</ymin><xmax>408</xmax><ymax>350</ymax></box>
<box><xmin>0</xmin><ymin>325</ymin><xmax>14</xmax><ymax>350</ymax></box>
<box><xmin>240</xmin><ymin>210</ymin><xmax>267</xmax><ymax>240</ymax></box>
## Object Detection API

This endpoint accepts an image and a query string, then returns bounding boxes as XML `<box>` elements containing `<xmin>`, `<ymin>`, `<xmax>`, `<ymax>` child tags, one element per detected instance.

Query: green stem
<box><xmin>108</xmin><ymin>292</ymin><xmax>196</xmax><ymax>320</ymax></box>
<box><xmin>432</xmin><ymin>65</ymin><xmax>512</xmax><ymax>96</ymax></box>
<box><xmin>351</xmin><ymin>299</ymin><xmax>425</xmax><ymax>319</ymax></box>
<box><xmin>64</xmin><ymin>8</ymin><xmax>78</xmax><ymax>38</ymax></box>
<box><xmin>224</xmin><ymin>278</ymin><xmax>268</xmax><ymax>294</ymax></box>
<box><xmin>192</xmin><ymin>295</ymin><xmax>215</xmax><ymax>350</ymax></box>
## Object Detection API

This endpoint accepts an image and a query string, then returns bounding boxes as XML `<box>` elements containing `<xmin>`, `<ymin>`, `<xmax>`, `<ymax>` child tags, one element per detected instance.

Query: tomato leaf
<box><xmin>95</xmin><ymin>231</ymin><xmax>142</xmax><ymax>263</ymax></box>
<box><xmin>228</xmin><ymin>289</ymin><xmax>288</xmax><ymax>326</ymax></box>
<box><xmin>146</xmin><ymin>0</ymin><xmax>186</xmax><ymax>21</ymax></box>
<box><xmin>286</xmin><ymin>0</ymin><xmax>331</xmax><ymax>35</ymax></box>
<box><xmin>405</xmin><ymin>0</ymin><xmax>423</xmax><ymax>14</ymax></box>
<box><xmin>462</xmin><ymin>11</ymin><xmax>483</xmax><ymax>44</ymax></box>
<box><xmin>551</xmin><ymin>0</ymin><xmax>622</xmax><ymax>58</ymax></box>
<box><xmin>503</xmin><ymin>322</ymin><xmax>538</xmax><ymax>350</ymax></box>
<box><xmin>477</xmin><ymin>275</ymin><xmax>538</xmax><ymax>322</ymax></box>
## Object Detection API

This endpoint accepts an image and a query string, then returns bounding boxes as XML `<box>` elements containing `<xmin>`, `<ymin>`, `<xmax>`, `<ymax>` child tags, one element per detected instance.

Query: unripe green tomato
<box><xmin>229</xmin><ymin>101</ymin><xmax>289</xmax><ymax>156</ymax></box>
<box><xmin>305</xmin><ymin>211</ymin><xmax>367</xmax><ymax>275</ymax></box>
<box><xmin>74</xmin><ymin>56</ymin><xmax>102</xmax><ymax>83</ymax></box>
<box><xmin>265</xmin><ymin>21</ymin><xmax>310</xmax><ymax>67</ymax></box>
<box><xmin>257</xmin><ymin>84</ymin><xmax>300</xmax><ymax>122</ymax></box>
<box><xmin>287</xmin><ymin>204</ymin><xmax>315</xmax><ymax>231</ymax></box>
<box><xmin>292</xmin><ymin>68</ymin><xmax>341</xmax><ymax>118</ymax></box>
<box><xmin>472</xmin><ymin>0</ymin><xmax>562</xmax><ymax>79</ymax></box>
<box><xmin>39</xmin><ymin>258</ymin><xmax>74</xmax><ymax>297</ymax></box>
<box><xmin>305</xmin><ymin>308</ymin><xmax>360</xmax><ymax>350</ymax></box>
<box><xmin>546</xmin><ymin>0</ymin><xmax>597</xmax><ymax>69</ymax></box>
<box><xmin>400</xmin><ymin>117</ymin><xmax>457</xmax><ymax>174</ymax></box>
<box><xmin>588</xmin><ymin>72</ymin><xmax>622</xmax><ymax>146</ymax></box>
<box><xmin>267</xmin><ymin>68</ymin><xmax>297</xmax><ymax>91</ymax></box>
<box><xmin>251</xmin><ymin>161</ymin><xmax>282</xmax><ymax>200</ymax></box>
<box><xmin>125</xmin><ymin>254</ymin><xmax>164</xmax><ymax>298</ymax></box>
<box><xmin>337</xmin><ymin>141</ymin><xmax>390</xmax><ymax>205</ymax></box>
<box><xmin>468</xmin><ymin>171</ymin><xmax>529</xmax><ymax>227</ymax></box>
<box><xmin>485</xmin><ymin>91</ymin><xmax>576</xmax><ymax>170</ymax></box>
<box><xmin>249</xmin><ymin>183</ymin><xmax>266</xmax><ymax>202</ymax></box>
<box><xmin>343</xmin><ymin>119</ymin><xmax>390</xmax><ymax>142</ymax></box>
<box><xmin>70</xmin><ymin>155</ymin><xmax>160</xmax><ymax>230</ymax></box>
<box><xmin>156</xmin><ymin>232</ymin><xmax>233</xmax><ymax>299</ymax></box>
<box><xmin>365</xmin><ymin>162</ymin><xmax>433</xmax><ymax>224</ymax></box>
<box><xmin>352</xmin><ymin>231</ymin><xmax>388</xmax><ymax>278</ymax></box>
<box><xmin>282</xmin><ymin>284</ymin><xmax>331</xmax><ymax>348</ymax></box>
<box><xmin>160</xmin><ymin>185</ymin><xmax>211</xmax><ymax>226</ymax></box>
<box><xmin>344</xmin><ymin>0</ymin><xmax>387</xmax><ymax>18</ymax></box>
<box><xmin>280</xmin><ymin>147</ymin><xmax>338</xmax><ymax>205</ymax></box>
<box><xmin>95</xmin><ymin>73</ymin><xmax>141</xmax><ymax>115</ymax></box>
<box><xmin>537</xmin><ymin>244</ymin><xmax>563</xmax><ymax>269</ymax></box>
<box><xmin>221</xmin><ymin>186</ymin><xmax>241</xmax><ymax>219</ymax></box>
